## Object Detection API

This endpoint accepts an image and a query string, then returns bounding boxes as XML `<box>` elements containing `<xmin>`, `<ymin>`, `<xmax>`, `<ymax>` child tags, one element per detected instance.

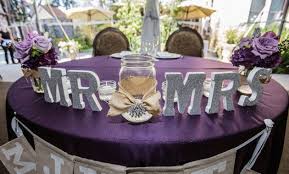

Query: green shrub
<box><xmin>114</xmin><ymin>1</ymin><xmax>142</xmax><ymax>51</ymax></box>
<box><xmin>161</xmin><ymin>15</ymin><xmax>178</xmax><ymax>49</ymax></box>
<box><xmin>225</xmin><ymin>29</ymin><xmax>241</xmax><ymax>44</ymax></box>
<box><xmin>273</xmin><ymin>39</ymin><xmax>289</xmax><ymax>74</ymax></box>
<box><xmin>113</xmin><ymin>1</ymin><xmax>179</xmax><ymax>51</ymax></box>
<box><xmin>73</xmin><ymin>36</ymin><xmax>92</xmax><ymax>51</ymax></box>
<box><xmin>51</xmin><ymin>35</ymin><xmax>91</xmax><ymax>53</ymax></box>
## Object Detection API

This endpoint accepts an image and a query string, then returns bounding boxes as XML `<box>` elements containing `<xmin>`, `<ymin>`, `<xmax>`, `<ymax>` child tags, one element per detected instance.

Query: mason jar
<box><xmin>119</xmin><ymin>54</ymin><xmax>156</xmax><ymax>99</ymax></box>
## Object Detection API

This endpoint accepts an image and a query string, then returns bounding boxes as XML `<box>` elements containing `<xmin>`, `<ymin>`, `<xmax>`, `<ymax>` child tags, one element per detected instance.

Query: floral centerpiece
<box><xmin>230</xmin><ymin>31</ymin><xmax>281</xmax><ymax>93</ymax></box>
<box><xmin>14</xmin><ymin>31</ymin><xmax>58</xmax><ymax>93</ymax></box>
<box><xmin>58</xmin><ymin>40</ymin><xmax>79</xmax><ymax>60</ymax></box>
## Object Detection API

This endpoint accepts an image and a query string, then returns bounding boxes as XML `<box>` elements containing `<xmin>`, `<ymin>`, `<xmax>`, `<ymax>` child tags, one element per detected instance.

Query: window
<box><xmin>267</xmin><ymin>0</ymin><xmax>284</xmax><ymax>24</ymax></box>
<box><xmin>248</xmin><ymin>0</ymin><xmax>285</xmax><ymax>24</ymax></box>
<box><xmin>248</xmin><ymin>0</ymin><xmax>266</xmax><ymax>23</ymax></box>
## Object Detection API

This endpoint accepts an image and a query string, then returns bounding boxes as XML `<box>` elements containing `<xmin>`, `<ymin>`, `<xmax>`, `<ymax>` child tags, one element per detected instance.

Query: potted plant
<box><xmin>222</xmin><ymin>29</ymin><xmax>241</xmax><ymax>61</ymax></box>
<box><xmin>14</xmin><ymin>31</ymin><xmax>58</xmax><ymax>93</ymax></box>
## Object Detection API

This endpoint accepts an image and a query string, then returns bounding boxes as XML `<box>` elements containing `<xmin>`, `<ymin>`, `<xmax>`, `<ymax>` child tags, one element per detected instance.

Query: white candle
<box><xmin>98</xmin><ymin>82</ymin><xmax>116</xmax><ymax>101</ymax></box>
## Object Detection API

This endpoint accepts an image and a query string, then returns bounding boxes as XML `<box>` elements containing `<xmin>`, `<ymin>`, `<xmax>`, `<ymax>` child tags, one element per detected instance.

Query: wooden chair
<box><xmin>92</xmin><ymin>27</ymin><xmax>130</xmax><ymax>56</ymax></box>
<box><xmin>165</xmin><ymin>27</ymin><xmax>204</xmax><ymax>57</ymax></box>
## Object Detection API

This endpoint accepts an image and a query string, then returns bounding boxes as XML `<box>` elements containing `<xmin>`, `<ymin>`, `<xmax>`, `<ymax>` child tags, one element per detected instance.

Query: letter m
<box><xmin>1</xmin><ymin>142</ymin><xmax>36</xmax><ymax>174</ymax></box>
<box><xmin>38</xmin><ymin>67</ymin><xmax>71</xmax><ymax>107</ymax></box>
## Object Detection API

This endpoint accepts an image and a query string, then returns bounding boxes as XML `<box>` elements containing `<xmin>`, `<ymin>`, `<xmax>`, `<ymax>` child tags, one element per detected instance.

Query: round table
<box><xmin>6</xmin><ymin>56</ymin><xmax>289</xmax><ymax>174</ymax></box>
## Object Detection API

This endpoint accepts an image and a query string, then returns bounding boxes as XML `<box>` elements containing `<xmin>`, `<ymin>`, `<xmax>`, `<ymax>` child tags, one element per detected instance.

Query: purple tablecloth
<box><xmin>6</xmin><ymin>56</ymin><xmax>289</xmax><ymax>173</ymax></box>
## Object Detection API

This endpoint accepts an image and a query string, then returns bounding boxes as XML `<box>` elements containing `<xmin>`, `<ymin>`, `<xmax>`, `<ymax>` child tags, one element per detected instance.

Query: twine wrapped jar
<box><xmin>119</xmin><ymin>54</ymin><xmax>156</xmax><ymax>99</ymax></box>
<box><xmin>117</xmin><ymin>54</ymin><xmax>158</xmax><ymax>123</ymax></box>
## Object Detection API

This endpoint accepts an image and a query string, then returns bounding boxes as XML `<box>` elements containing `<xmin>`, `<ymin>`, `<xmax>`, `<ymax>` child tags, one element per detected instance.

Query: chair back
<box><xmin>92</xmin><ymin>27</ymin><xmax>130</xmax><ymax>56</ymax></box>
<box><xmin>165</xmin><ymin>27</ymin><xmax>204</xmax><ymax>57</ymax></box>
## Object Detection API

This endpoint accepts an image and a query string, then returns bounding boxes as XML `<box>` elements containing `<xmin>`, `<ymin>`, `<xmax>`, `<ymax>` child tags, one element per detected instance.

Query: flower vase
<box><xmin>238</xmin><ymin>74</ymin><xmax>252</xmax><ymax>95</ymax></box>
<box><xmin>22</xmin><ymin>68</ymin><xmax>44</xmax><ymax>93</ymax></box>
<box><xmin>237</xmin><ymin>67</ymin><xmax>271</xmax><ymax>95</ymax></box>
<box><xmin>237</xmin><ymin>67</ymin><xmax>251</xmax><ymax>95</ymax></box>
<box><xmin>30</xmin><ymin>77</ymin><xmax>44</xmax><ymax>93</ymax></box>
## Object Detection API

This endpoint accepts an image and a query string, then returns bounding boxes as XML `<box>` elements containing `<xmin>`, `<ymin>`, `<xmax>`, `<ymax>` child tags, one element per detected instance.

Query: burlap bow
<box><xmin>108</xmin><ymin>78</ymin><xmax>161</xmax><ymax>116</ymax></box>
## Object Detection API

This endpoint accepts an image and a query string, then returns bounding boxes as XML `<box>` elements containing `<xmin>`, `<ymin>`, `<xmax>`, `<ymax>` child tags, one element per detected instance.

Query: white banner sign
<box><xmin>74</xmin><ymin>156</ymin><xmax>126</xmax><ymax>174</ymax></box>
<box><xmin>183</xmin><ymin>149</ymin><xmax>236</xmax><ymax>174</ymax></box>
<box><xmin>0</xmin><ymin>116</ymin><xmax>272</xmax><ymax>174</ymax></box>
<box><xmin>0</xmin><ymin>135</ymin><xmax>238</xmax><ymax>174</ymax></box>
<box><xmin>0</xmin><ymin>136</ymin><xmax>36</xmax><ymax>174</ymax></box>
<box><xmin>127</xmin><ymin>166</ymin><xmax>184</xmax><ymax>174</ymax></box>
<box><xmin>34</xmin><ymin>136</ymin><xmax>74</xmax><ymax>174</ymax></box>
<box><xmin>1</xmin><ymin>119</ymin><xmax>271</xmax><ymax>174</ymax></box>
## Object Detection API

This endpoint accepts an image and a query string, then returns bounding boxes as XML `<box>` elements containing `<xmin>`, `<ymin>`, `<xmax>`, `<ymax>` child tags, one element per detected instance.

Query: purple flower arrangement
<box><xmin>231</xmin><ymin>31</ymin><xmax>281</xmax><ymax>69</ymax></box>
<box><xmin>14</xmin><ymin>31</ymin><xmax>58</xmax><ymax>70</ymax></box>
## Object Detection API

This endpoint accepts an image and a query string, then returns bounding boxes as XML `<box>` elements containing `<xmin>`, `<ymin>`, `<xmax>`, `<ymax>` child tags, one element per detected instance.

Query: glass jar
<box><xmin>119</xmin><ymin>54</ymin><xmax>156</xmax><ymax>99</ymax></box>
<box><xmin>22</xmin><ymin>68</ymin><xmax>44</xmax><ymax>93</ymax></box>
<box><xmin>237</xmin><ymin>66</ymin><xmax>271</xmax><ymax>95</ymax></box>
<box><xmin>30</xmin><ymin>77</ymin><xmax>44</xmax><ymax>93</ymax></box>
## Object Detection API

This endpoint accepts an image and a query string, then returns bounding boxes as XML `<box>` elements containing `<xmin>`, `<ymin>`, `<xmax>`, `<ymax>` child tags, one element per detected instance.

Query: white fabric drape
<box><xmin>140</xmin><ymin>0</ymin><xmax>160</xmax><ymax>56</ymax></box>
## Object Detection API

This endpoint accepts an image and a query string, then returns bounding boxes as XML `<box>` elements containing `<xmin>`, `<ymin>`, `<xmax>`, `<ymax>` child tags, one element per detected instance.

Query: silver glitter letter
<box><xmin>238</xmin><ymin>67</ymin><xmax>272</xmax><ymax>106</ymax></box>
<box><xmin>205</xmin><ymin>72</ymin><xmax>240</xmax><ymax>114</ymax></box>
<box><xmin>67</xmin><ymin>70</ymin><xmax>102</xmax><ymax>111</ymax></box>
<box><xmin>163</xmin><ymin>72</ymin><xmax>206</xmax><ymax>116</ymax></box>
<box><xmin>38</xmin><ymin>67</ymin><xmax>72</xmax><ymax>107</ymax></box>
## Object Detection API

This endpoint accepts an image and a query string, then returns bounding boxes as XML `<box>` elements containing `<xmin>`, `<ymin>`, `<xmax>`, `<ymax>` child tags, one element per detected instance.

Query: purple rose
<box><xmin>14</xmin><ymin>40</ymin><xmax>33</xmax><ymax>62</ymax></box>
<box><xmin>27</xmin><ymin>31</ymin><xmax>39</xmax><ymax>42</ymax></box>
<box><xmin>231</xmin><ymin>47</ymin><xmax>257</xmax><ymax>69</ymax></box>
<box><xmin>22</xmin><ymin>46</ymin><xmax>58</xmax><ymax>70</ymax></box>
<box><xmin>231</xmin><ymin>31</ymin><xmax>281</xmax><ymax>69</ymax></box>
<box><xmin>238</xmin><ymin>38</ymin><xmax>252</xmax><ymax>48</ymax></box>
<box><xmin>33</xmin><ymin>36</ymin><xmax>52</xmax><ymax>53</ymax></box>
<box><xmin>15</xmin><ymin>32</ymin><xmax>58</xmax><ymax>69</ymax></box>
<box><xmin>262</xmin><ymin>31</ymin><xmax>279</xmax><ymax>40</ymax></box>
<box><xmin>14</xmin><ymin>31</ymin><xmax>39</xmax><ymax>61</ymax></box>
<box><xmin>256</xmin><ymin>52</ymin><xmax>281</xmax><ymax>68</ymax></box>
<box><xmin>251</xmin><ymin>32</ymin><xmax>279</xmax><ymax>59</ymax></box>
